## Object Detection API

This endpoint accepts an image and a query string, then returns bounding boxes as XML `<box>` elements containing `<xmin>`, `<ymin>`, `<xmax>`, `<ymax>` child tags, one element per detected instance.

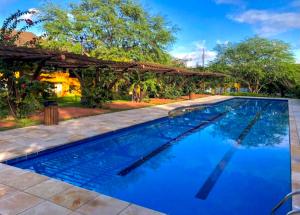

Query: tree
<box><xmin>0</xmin><ymin>10</ymin><xmax>50</xmax><ymax>118</ymax></box>
<box><xmin>40</xmin><ymin>0</ymin><xmax>177</xmax><ymax>64</ymax></box>
<box><xmin>211</xmin><ymin>37</ymin><xmax>296</xmax><ymax>94</ymax></box>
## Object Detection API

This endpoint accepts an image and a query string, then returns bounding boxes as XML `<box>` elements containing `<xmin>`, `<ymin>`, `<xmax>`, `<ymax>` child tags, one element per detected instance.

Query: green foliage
<box><xmin>16</xmin><ymin>118</ymin><xmax>39</xmax><ymax>127</ymax></box>
<box><xmin>185</xmin><ymin>82</ymin><xmax>197</xmax><ymax>93</ymax></box>
<box><xmin>292</xmin><ymin>64</ymin><xmax>300</xmax><ymax>98</ymax></box>
<box><xmin>41</xmin><ymin>0</ymin><xmax>177</xmax><ymax>64</ymax></box>
<box><xmin>16</xmin><ymin>94</ymin><xmax>42</xmax><ymax>118</ymax></box>
<box><xmin>53</xmin><ymin>96</ymin><xmax>82</xmax><ymax>107</ymax></box>
<box><xmin>211</xmin><ymin>36</ymin><xmax>296</xmax><ymax>94</ymax></box>
<box><xmin>0</xmin><ymin>90</ymin><xmax>9</xmax><ymax>118</ymax></box>
<box><xmin>223</xmin><ymin>92</ymin><xmax>270</xmax><ymax>97</ymax></box>
<box><xmin>73</xmin><ymin>68</ymin><xmax>118</xmax><ymax>107</ymax></box>
<box><xmin>0</xmin><ymin>60</ymin><xmax>51</xmax><ymax>119</ymax></box>
<box><xmin>128</xmin><ymin>72</ymin><xmax>160</xmax><ymax>99</ymax></box>
<box><xmin>159</xmin><ymin>83</ymin><xmax>183</xmax><ymax>99</ymax></box>
<box><xmin>81</xmin><ymin>85</ymin><xmax>112</xmax><ymax>108</ymax></box>
<box><xmin>295</xmin><ymin>87</ymin><xmax>300</xmax><ymax>99</ymax></box>
<box><xmin>0</xmin><ymin>10</ymin><xmax>50</xmax><ymax>119</ymax></box>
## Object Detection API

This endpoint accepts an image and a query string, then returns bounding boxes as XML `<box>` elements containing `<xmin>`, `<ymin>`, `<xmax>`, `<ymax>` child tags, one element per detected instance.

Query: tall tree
<box><xmin>211</xmin><ymin>37</ymin><xmax>296</xmax><ymax>93</ymax></box>
<box><xmin>40</xmin><ymin>0</ymin><xmax>177</xmax><ymax>64</ymax></box>
<box><xmin>0</xmin><ymin>10</ymin><xmax>50</xmax><ymax>118</ymax></box>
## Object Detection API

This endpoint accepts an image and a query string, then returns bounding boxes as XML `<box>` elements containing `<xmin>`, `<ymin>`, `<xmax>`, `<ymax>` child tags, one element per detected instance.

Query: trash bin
<box><xmin>189</xmin><ymin>92</ymin><xmax>196</xmax><ymax>100</ymax></box>
<box><xmin>44</xmin><ymin>101</ymin><xmax>59</xmax><ymax>125</ymax></box>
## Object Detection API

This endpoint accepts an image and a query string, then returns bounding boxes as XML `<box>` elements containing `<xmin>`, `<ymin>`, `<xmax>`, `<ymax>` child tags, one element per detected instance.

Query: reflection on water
<box><xmin>211</xmin><ymin>100</ymin><xmax>289</xmax><ymax>147</ymax></box>
<box><xmin>11</xmin><ymin>98</ymin><xmax>290</xmax><ymax>215</ymax></box>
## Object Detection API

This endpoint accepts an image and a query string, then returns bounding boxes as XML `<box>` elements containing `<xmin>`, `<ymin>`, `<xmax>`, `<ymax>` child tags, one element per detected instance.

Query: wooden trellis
<box><xmin>0</xmin><ymin>46</ymin><xmax>226</xmax><ymax>78</ymax></box>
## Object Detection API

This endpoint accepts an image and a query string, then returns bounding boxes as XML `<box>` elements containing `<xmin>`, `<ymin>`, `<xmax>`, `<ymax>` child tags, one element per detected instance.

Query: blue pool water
<box><xmin>8</xmin><ymin>98</ymin><xmax>291</xmax><ymax>215</ymax></box>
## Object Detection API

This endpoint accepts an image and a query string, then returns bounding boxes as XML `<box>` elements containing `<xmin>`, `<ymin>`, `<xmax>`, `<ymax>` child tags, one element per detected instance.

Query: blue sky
<box><xmin>1</xmin><ymin>0</ymin><xmax>299</xmax><ymax>66</ymax></box>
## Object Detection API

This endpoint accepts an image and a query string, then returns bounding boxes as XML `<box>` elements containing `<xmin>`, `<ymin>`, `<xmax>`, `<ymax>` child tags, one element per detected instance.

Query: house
<box><xmin>15</xmin><ymin>31</ymin><xmax>81</xmax><ymax>97</ymax></box>
<box><xmin>39</xmin><ymin>72</ymin><xmax>81</xmax><ymax>97</ymax></box>
<box><xmin>13</xmin><ymin>31</ymin><xmax>37</xmax><ymax>46</ymax></box>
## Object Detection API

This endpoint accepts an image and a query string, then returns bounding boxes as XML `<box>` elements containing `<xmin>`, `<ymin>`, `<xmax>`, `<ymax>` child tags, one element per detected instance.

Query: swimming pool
<box><xmin>7</xmin><ymin>98</ymin><xmax>291</xmax><ymax>215</ymax></box>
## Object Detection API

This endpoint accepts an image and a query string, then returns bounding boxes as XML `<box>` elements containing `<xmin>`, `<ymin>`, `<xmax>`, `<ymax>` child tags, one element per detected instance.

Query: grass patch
<box><xmin>16</xmin><ymin>118</ymin><xmax>40</xmax><ymax>127</ymax></box>
<box><xmin>0</xmin><ymin>118</ymin><xmax>39</xmax><ymax>131</ymax></box>
<box><xmin>51</xmin><ymin>96</ymin><xmax>82</xmax><ymax>107</ymax></box>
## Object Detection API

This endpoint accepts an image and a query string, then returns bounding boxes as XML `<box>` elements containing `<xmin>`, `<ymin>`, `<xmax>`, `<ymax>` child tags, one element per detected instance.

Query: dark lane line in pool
<box><xmin>118</xmin><ymin>113</ymin><xmax>225</xmax><ymax>176</ymax></box>
<box><xmin>118</xmin><ymin>101</ymin><xmax>247</xmax><ymax>176</ymax></box>
<box><xmin>195</xmin><ymin>103</ymin><xmax>271</xmax><ymax>200</ymax></box>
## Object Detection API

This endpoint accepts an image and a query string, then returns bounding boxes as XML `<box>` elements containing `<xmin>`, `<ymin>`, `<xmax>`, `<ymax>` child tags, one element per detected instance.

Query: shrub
<box><xmin>294</xmin><ymin>86</ymin><xmax>300</xmax><ymax>98</ymax></box>
<box><xmin>0</xmin><ymin>90</ymin><xmax>9</xmax><ymax>118</ymax></box>
<box><xmin>16</xmin><ymin>94</ymin><xmax>42</xmax><ymax>118</ymax></box>
<box><xmin>223</xmin><ymin>92</ymin><xmax>271</xmax><ymax>97</ymax></box>
<box><xmin>160</xmin><ymin>84</ymin><xmax>183</xmax><ymax>99</ymax></box>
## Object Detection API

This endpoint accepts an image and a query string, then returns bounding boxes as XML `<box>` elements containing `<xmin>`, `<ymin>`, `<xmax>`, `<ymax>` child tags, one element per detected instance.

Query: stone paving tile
<box><xmin>50</xmin><ymin>187</ymin><xmax>98</xmax><ymax>210</ymax></box>
<box><xmin>289</xmin><ymin>100</ymin><xmax>300</xmax><ymax>209</ymax></box>
<box><xmin>0</xmin><ymin>167</ymin><xmax>27</xmax><ymax>185</ymax></box>
<box><xmin>292</xmin><ymin>180</ymin><xmax>300</xmax><ymax>190</ymax></box>
<box><xmin>0</xmin><ymin>163</ymin><xmax>9</xmax><ymax>171</ymax></box>
<box><xmin>292</xmin><ymin>161</ymin><xmax>300</xmax><ymax>173</ymax></box>
<box><xmin>19</xmin><ymin>201</ymin><xmax>72</xmax><ymax>215</ymax></box>
<box><xmin>0</xmin><ymin>151</ymin><xmax>24</xmax><ymax>162</ymax></box>
<box><xmin>0</xmin><ymin>184</ymin><xmax>18</xmax><ymax>200</ymax></box>
<box><xmin>119</xmin><ymin>204</ymin><xmax>166</xmax><ymax>215</ymax></box>
<box><xmin>0</xmin><ymin>191</ymin><xmax>43</xmax><ymax>215</ymax></box>
<box><xmin>4</xmin><ymin>172</ymin><xmax>48</xmax><ymax>190</ymax></box>
<box><xmin>25</xmin><ymin>179</ymin><xmax>72</xmax><ymax>200</ymax></box>
<box><xmin>76</xmin><ymin>194</ymin><xmax>129</xmax><ymax>215</ymax></box>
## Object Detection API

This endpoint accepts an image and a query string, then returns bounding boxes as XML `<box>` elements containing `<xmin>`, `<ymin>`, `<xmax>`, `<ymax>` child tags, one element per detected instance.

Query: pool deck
<box><xmin>0</xmin><ymin>95</ymin><xmax>299</xmax><ymax>214</ymax></box>
<box><xmin>289</xmin><ymin>99</ymin><xmax>300</xmax><ymax>209</ymax></box>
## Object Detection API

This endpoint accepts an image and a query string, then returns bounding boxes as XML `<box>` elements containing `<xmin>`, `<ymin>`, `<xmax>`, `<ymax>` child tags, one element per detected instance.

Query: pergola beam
<box><xmin>0</xmin><ymin>46</ymin><xmax>227</xmax><ymax>78</ymax></box>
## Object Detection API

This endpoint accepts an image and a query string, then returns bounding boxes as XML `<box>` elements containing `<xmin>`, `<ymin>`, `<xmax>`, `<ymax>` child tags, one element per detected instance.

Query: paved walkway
<box><xmin>0</xmin><ymin>96</ymin><xmax>299</xmax><ymax>214</ymax></box>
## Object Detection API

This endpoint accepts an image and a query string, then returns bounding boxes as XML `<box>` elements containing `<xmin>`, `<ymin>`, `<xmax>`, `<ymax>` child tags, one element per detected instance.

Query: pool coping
<box><xmin>288</xmin><ymin>99</ymin><xmax>300</xmax><ymax>209</ymax></box>
<box><xmin>0</xmin><ymin>95</ymin><xmax>299</xmax><ymax>214</ymax></box>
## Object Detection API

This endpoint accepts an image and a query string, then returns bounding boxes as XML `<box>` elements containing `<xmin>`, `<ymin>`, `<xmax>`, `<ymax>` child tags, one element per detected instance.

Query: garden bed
<box><xmin>0</xmin><ymin>95</ymin><xmax>209</xmax><ymax>131</ymax></box>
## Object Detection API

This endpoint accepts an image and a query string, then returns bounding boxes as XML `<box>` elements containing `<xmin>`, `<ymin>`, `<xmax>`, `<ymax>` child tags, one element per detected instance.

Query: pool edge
<box><xmin>0</xmin><ymin>96</ymin><xmax>298</xmax><ymax>214</ymax></box>
<box><xmin>288</xmin><ymin>99</ymin><xmax>300</xmax><ymax>210</ymax></box>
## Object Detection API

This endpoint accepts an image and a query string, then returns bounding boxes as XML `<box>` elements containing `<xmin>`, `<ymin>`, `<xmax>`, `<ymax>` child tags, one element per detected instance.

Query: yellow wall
<box><xmin>40</xmin><ymin>72</ymin><xmax>81</xmax><ymax>97</ymax></box>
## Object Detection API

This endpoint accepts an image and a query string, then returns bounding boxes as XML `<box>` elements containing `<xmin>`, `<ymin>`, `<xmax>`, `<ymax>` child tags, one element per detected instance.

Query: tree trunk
<box><xmin>6</xmin><ymin>75</ymin><xmax>17</xmax><ymax>118</ymax></box>
<box><xmin>73</xmin><ymin>71</ymin><xmax>86</xmax><ymax>104</ymax></box>
<box><xmin>32</xmin><ymin>60</ymin><xmax>46</xmax><ymax>81</ymax></box>
<box><xmin>280</xmin><ymin>88</ymin><xmax>285</xmax><ymax>97</ymax></box>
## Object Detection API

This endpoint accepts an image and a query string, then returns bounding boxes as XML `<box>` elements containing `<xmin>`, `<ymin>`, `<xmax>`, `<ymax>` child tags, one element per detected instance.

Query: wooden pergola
<box><xmin>0</xmin><ymin>46</ymin><xmax>226</xmax><ymax>78</ymax></box>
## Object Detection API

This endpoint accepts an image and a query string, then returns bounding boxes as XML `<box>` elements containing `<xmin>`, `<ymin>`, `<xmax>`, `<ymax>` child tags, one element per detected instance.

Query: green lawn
<box><xmin>51</xmin><ymin>96</ymin><xmax>83</xmax><ymax>107</ymax></box>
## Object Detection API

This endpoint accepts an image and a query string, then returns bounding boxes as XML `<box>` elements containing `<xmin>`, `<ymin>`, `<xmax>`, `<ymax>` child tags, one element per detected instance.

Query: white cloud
<box><xmin>67</xmin><ymin>13</ymin><xmax>75</xmax><ymax>20</ymax></box>
<box><xmin>171</xmin><ymin>40</ymin><xmax>217</xmax><ymax>68</ymax></box>
<box><xmin>20</xmin><ymin>8</ymin><xmax>39</xmax><ymax>20</ymax></box>
<box><xmin>229</xmin><ymin>10</ymin><xmax>300</xmax><ymax>36</ymax></box>
<box><xmin>216</xmin><ymin>39</ymin><xmax>229</xmax><ymax>45</ymax></box>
